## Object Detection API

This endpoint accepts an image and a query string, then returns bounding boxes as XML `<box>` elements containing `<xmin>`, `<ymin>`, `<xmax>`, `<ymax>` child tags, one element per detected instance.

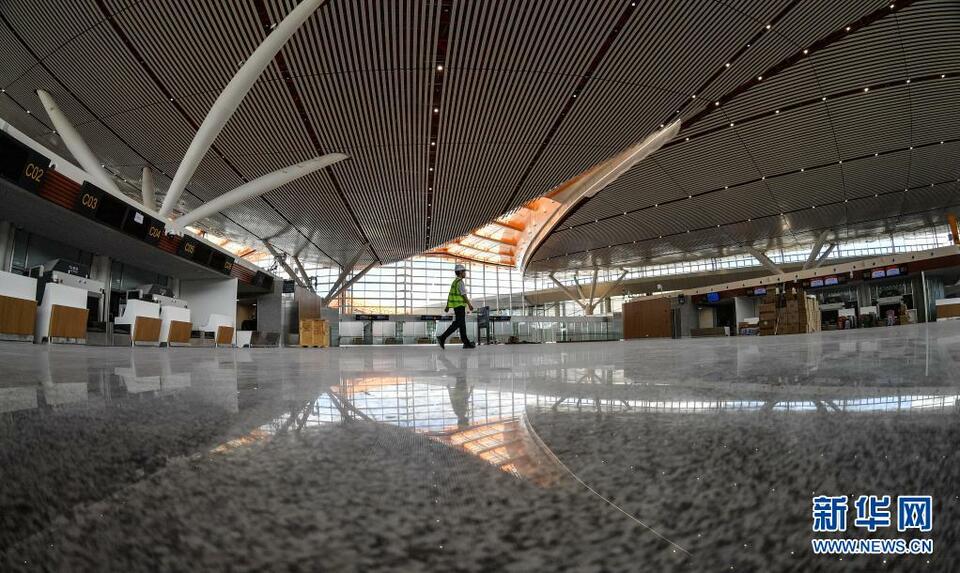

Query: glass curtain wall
<box><xmin>267</xmin><ymin>226</ymin><xmax>953</xmax><ymax>317</ymax></box>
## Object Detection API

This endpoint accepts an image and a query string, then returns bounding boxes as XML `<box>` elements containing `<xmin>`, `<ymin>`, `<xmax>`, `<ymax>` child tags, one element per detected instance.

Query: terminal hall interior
<box><xmin>1</xmin><ymin>1</ymin><xmax>959</xmax><ymax>571</ymax></box>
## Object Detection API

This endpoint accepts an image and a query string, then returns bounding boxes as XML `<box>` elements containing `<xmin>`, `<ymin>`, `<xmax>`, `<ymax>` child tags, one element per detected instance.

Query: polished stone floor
<box><xmin>1</xmin><ymin>322</ymin><xmax>959</xmax><ymax>571</ymax></box>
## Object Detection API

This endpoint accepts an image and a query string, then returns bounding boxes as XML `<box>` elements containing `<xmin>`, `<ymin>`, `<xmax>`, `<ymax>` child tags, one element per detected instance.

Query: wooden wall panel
<box><xmin>133</xmin><ymin>316</ymin><xmax>162</xmax><ymax>342</ymax></box>
<box><xmin>0</xmin><ymin>295</ymin><xmax>36</xmax><ymax>336</ymax></box>
<box><xmin>167</xmin><ymin>320</ymin><xmax>192</xmax><ymax>343</ymax></box>
<box><xmin>623</xmin><ymin>298</ymin><xmax>672</xmax><ymax>339</ymax></box>
<box><xmin>49</xmin><ymin>305</ymin><xmax>88</xmax><ymax>339</ymax></box>
<box><xmin>215</xmin><ymin>325</ymin><xmax>235</xmax><ymax>345</ymax></box>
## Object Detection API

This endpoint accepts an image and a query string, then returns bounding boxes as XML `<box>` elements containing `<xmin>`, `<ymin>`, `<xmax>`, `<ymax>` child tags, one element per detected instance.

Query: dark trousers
<box><xmin>440</xmin><ymin>306</ymin><xmax>471</xmax><ymax>345</ymax></box>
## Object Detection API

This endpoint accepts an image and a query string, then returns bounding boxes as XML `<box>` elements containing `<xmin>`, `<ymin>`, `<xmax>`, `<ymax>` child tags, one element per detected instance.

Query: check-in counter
<box><xmin>160</xmin><ymin>305</ymin><xmax>192</xmax><ymax>346</ymax></box>
<box><xmin>201</xmin><ymin>313</ymin><xmax>235</xmax><ymax>347</ymax></box>
<box><xmin>0</xmin><ymin>270</ymin><xmax>37</xmax><ymax>342</ymax></box>
<box><xmin>235</xmin><ymin>330</ymin><xmax>253</xmax><ymax>348</ymax></box>
<box><xmin>36</xmin><ymin>283</ymin><xmax>89</xmax><ymax>343</ymax></box>
<box><xmin>935</xmin><ymin>298</ymin><xmax>960</xmax><ymax>321</ymax></box>
<box><xmin>115</xmin><ymin>299</ymin><xmax>162</xmax><ymax>346</ymax></box>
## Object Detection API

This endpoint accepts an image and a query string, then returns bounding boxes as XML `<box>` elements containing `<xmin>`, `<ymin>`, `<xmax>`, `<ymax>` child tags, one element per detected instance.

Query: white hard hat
<box><xmin>454</xmin><ymin>263</ymin><xmax>466</xmax><ymax>272</ymax></box>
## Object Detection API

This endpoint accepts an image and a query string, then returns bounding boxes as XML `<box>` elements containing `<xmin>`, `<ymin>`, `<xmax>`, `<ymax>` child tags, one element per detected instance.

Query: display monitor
<box><xmin>95</xmin><ymin>194</ymin><xmax>128</xmax><ymax>228</ymax></box>
<box><xmin>810</xmin><ymin>278</ymin><xmax>824</xmax><ymax>288</ymax></box>
<box><xmin>824</xmin><ymin>276</ymin><xmax>839</xmax><ymax>286</ymax></box>
<box><xmin>885</xmin><ymin>266</ymin><xmax>900</xmax><ymax>277</ymax></box>
<box><xmin>706</xmin><ymin>292</ymin><xmax>720</xmax><ymax>303</ymax></box>
<box><xmin>871</xmin><ymin>269</ymin><xmax>886</xmax><ymax>279</ymax></box>
<box><xmin>753</xmin><ymin>287</ymin><xmax>767</xmax><ymax>296</ymax></box>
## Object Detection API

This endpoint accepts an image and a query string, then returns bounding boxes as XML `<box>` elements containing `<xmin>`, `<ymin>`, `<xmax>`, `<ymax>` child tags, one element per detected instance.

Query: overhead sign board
<box><xmin>0</xmin><ymin>132</ymin><xmax>49</xmax><ymax>193</ymax></box>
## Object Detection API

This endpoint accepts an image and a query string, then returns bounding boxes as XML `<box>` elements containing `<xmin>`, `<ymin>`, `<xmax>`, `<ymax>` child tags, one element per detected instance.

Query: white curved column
<box><xmin>167</xmin><ymin>153</ymin><xmax>347</xmax><ymax>232</ymax></box>
<box><xmin>158</xmin><ymin>0</ymin><xmax>325</xmax><ymax>218</ymax></box>
<box><xmin>36</xmin><ymin>89</ymin><xmax>124</xmax><ymax>197</ymax></box>
<box><xmin>141</xmin><ymin>166</ymin><xmax>155</xmax><ymax>209</ymax></box>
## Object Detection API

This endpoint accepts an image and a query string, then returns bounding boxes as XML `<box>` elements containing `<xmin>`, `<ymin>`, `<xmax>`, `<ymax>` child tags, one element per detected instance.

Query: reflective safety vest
<box><xmin>447</xmin><ymin>277</ymin><xmax>467</xmax><ymax>308</ymax></box>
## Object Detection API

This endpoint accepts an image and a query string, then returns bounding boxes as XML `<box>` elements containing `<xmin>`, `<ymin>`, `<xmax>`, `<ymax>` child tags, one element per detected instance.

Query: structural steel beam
<box><xmin>588</xmin><ymin>267</ymin><xmax>599</xmax><ymax>307</ymax></box>
<box><xmin>324</xmin><ymin>248</ymin><xmax>364</xmax><ymax>302</ymax></box>
<box><xmin>265</xmin><ymin>242</ymin><xmax>307</xmax><ymax>288</ymax></box>
<box><xmin>802</xmin><ymin>232</ymin><xmax>829</xmax><ymax>270</ymax></box>
<box><xmin>168</xmin><ymin>154</ymin><xmax>346</xmax><ymax>231</ymax></box>
<box><xmin>141</xmin><ymin>167</ymin><xmax>155</xmax><ymax>209</ymax></box>
<box><xmin>548</xmin><ymin>272</ymin><xmax>588</xmax><ymax>313</ymax></box>
<box><xmin>591</xmin><ymin>269</ymin><xmax>629</xmax><ymax>308</ymax></box>
<box><xmin>326</xmin><ymin>261</ymin><xmax>377</xmax><ymax>304</ymax></box>
<box><xmin>745</xmin><ymin>246</ymin><xmax>785</xmax><ymax>275</ymax></box>
<box><xmin>158</xmin><ymin>0</ymin><xmax>325</xmax><ymax>217</ymax></box>
<box><xmin>291</xmin><ymin>254</ymin><xmax>314</xmax><ymax>292</ymax></box>
<box><xmin>36</xmin><ymin>89</ymin><xmax>125</xmax><ymax>199</ymax></box>
<box><xmin>812</xmin><ymin>243</ymin><xmax>837</xmax><ymax>269</ymax></box>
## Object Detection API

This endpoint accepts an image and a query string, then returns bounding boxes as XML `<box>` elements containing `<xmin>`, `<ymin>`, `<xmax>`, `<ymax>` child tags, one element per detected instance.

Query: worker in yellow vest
<box><xmin>438</xmin><ymin>263</ymin><xmax>475</xmax><ymax>349</ymax></box>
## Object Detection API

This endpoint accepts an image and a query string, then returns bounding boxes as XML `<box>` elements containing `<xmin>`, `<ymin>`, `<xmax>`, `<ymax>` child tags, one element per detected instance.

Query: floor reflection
<box><xmin>1</xmin><ymin>321</ymin><xmax>959</xmax><ymax>569</ymax></box>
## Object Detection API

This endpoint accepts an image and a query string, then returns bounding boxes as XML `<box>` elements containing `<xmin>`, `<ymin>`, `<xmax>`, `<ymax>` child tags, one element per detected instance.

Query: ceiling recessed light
<box><xmin>822</xmin><ymin>96</ymin><xmax>827</xmax><ymax>101</ymax></box>
<box><xmin>715</xmin><ymin>101</ymin><xmax>721</xmax><ymax>106</ymax></box>
<box><xmin>863</xmin><ymin>87</ymin><xmax>869</xmax><ymax>92</ymax></box>
<box><xmin>757</xmin><ymin>76</ymin><xmax>763</xmax><ymax>81</ymax></box>
<box><xmin>845</xmin><ymin>26</ymin><xmax>851</xmax><ymax>31</ymax></box>
<box><xmin>803</xmin><ymin>49</ymin><xmax>809</xmax><ymax>55</ymax></box>
<box><xmin>436</xmin><ymin>65</ymin><xmax>443</xmax><ymax>71</ymax></box>
<box><xmin>800</xmin><ymin>168</ymin><xmax>805</xmax><ymax>172</ymax></box>
<box><xmin>775</xmin><ymin>110</ymin><xmax>780</xmax><ymax>114</ymax></box>
<box><xmin>725</xmin><ymin>62</ymin><xmax>731</xmax><ymax>68</ymax></box>
<box><xmin>941</xmin><ymin>74</ymin><xmax>947</xmax><ymax>78</ymax></box>
<box><xmin>729</xmin><ymin>122</ymin><xmax>735</xmax><ymax>127</ymax></box>
<box><xmin>906</xmin><ymin>79</ymin><xmax>911</xmax><ymax>84</ymax></box>
<box><xmin>685</xmin><ymin>137</ymin><xmax>690</xmax><ymax>141</ymax></box>
<box><xmin>766</xmin><ymin>24</ymin><xmax>771</xmax><ymax>29</ymax></box>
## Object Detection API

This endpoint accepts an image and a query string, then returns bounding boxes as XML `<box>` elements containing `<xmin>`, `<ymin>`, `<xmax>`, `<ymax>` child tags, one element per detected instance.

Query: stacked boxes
<box><xmin>299</xmin><ymin>318</ymin><xmax>329</xmax><ymax>347</ymax></box>
<box><xmin>757</xmin><ymin>291</ymin><xmax>821</xmax><ymax>335</ymax></box>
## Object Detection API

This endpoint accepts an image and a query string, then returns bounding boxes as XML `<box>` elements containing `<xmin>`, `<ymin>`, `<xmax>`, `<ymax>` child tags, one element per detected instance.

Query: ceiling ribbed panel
<box><xmin>910</xmin><ymin>78</ymin><xmax>960</xmax><ymax>144</ymax></box>
<box><xmin>908</xmin><ymin>143</ymin><xmax>960</xmax><ymax>188</ymax></box>
<box><xmin>903</xmin><ymin>181</ymin><xmax>959</xmax><ymax>216</ymax></box>
<box><xmin>432</xmin><ymin>69</ymin><xmax>575</xmax><ymax>244</ymax></box>
<box><xmin>529</xmin><ymin>1</ymin><xmax>959</xmax><ymax>272</ymax></box>
<box><xmin>514</xmin><ymin>0</ymin><xmax>762</xmax><ymax>208</ymax></box>
<box><xmin>564</xmin><ymin>161</ymin><xmax>686</xmax><ymax>227</ymax></box>
<box><xmin>436</xmin><ymin>0</ymin><xmax>623</xmax><ymax>231</ymax></box>
<box><xmin>655</xmin><ymin>129</ymin><xmax>760</xmax><ymax>194</ymax></box>
<box><xmin>0</xmin><ymin>21</ymin><xmax>36</xmax><ymax>86</ymax></box>
<box><xmin>827</xmin><ymin>87</ymin><xmax>912</xmax><ymax>157</ymax></box>
<box><xmin>0</xmin><ymin>1</ymin><xmax>103</xmax><ymax>62</ymax></box>
<box><xmin>1</xmin><ymin>2</ymin><xmax>957</xmax><ymax>273</ymax></box>
<box><xmin>120</xmin><ymin>0</ymin><xmax>280</xmax><ymax>99</ymax></box>
<box><xmin>266</xmin><ymin>0</ymin><xmax>433</xmax><ymax>262</ymax></box>
<box><xmin>842</xmin><ymin>150</ymin><xmax>911</xmax><ymax>199</ymax></box>
<box><xmin>736</xmin><ymin>103</ymin><xmax>837</xmax><ymax>175</ymax></box>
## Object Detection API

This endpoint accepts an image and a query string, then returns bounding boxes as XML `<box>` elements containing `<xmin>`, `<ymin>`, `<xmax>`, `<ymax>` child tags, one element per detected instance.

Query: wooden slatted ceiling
<box><xmin>0</xmin><ymin>0</ymin><xmax>957</xmax><ymax>273</ymax></box>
